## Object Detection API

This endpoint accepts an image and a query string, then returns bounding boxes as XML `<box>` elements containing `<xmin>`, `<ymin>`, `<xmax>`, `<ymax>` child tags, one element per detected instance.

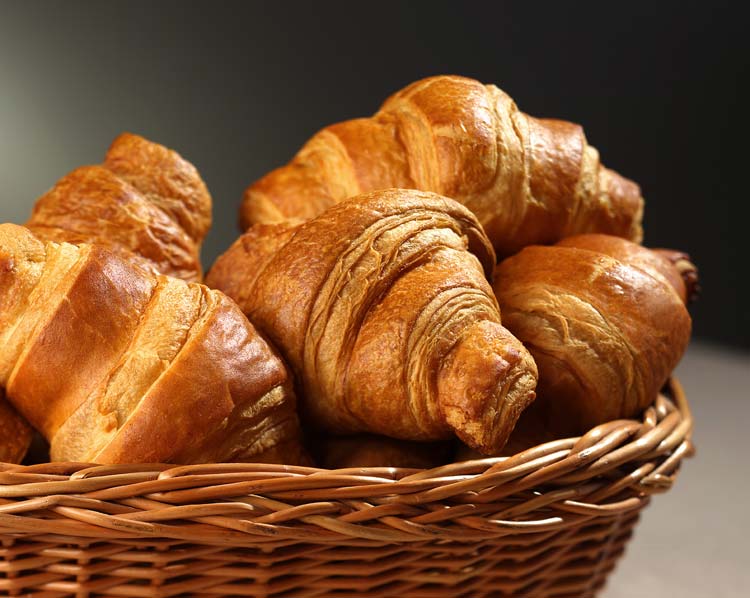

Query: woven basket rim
<box><xmin>0</xmin><ymin>378</ymin><xmax>693</xmax><ymax>547</ymax></box>
<box><xmin>0</xmin><ymin>381</ymin><xmax>692</xmax><ymax>598</ymax></box>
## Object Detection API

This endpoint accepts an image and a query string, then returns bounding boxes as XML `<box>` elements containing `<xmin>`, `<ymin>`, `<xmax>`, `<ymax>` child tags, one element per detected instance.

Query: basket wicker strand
<box><xmin>0</xmin><ymin>379</ymin><xmax>692</xmax><ymax>598</ymax></box>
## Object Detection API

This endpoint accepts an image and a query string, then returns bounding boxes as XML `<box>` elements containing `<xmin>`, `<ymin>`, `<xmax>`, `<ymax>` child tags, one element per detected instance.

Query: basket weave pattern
<box><xmin>0</xmin><ymin>380</ymin><xmax>692</xmax><ymax>598</ymax></box>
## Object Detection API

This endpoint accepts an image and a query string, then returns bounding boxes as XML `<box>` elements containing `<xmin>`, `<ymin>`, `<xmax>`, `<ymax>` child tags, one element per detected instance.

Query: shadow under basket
<box><xmin>0</xmin><ymin>379</ymin><xmax>693</xmax><ymax>598</ymax></box>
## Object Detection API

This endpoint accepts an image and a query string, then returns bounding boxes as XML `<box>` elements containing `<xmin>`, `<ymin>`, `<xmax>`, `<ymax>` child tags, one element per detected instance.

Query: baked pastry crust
<box><xmin>241</xmin><ymin>75</ymin><xmax>643</xmax><ymax>257</ymax></box>
<box><xmin>0</xmin><ymin>223</ymin><xmax>304</xmax><ymax>465</ymax></box>
<box><xmin>209</xmin><ymin>189</ymin><xmax>538</xmax><ymax>454</ymax></box>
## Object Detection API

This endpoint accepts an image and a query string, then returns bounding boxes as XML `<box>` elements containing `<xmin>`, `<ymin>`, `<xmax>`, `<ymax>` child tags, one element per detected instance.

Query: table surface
<box><xmin>601</xmin><ymin>341</ymin><xmax>749</xmax><ymax>598</ymax></box>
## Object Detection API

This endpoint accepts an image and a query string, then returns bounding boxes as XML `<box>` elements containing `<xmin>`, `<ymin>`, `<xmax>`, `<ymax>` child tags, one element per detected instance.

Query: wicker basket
<box><xmin>0</xmin><ymin>379</ymin><xmax>692</xmax><ymax>598</ymax></box>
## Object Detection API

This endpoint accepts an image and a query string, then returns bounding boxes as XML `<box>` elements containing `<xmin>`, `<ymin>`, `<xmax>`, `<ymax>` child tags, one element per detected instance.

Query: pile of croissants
<box><xmin>0</xmin><ymin>75</ymin><xmax>697</xmax><ymax>469</ymax></box>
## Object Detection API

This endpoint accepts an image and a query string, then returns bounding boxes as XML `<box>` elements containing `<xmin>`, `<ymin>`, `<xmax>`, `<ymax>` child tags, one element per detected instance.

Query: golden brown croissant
<box><xmin>0</xmin><ymin>223</ymin><xmax>304</xmax><ymax>464</ymax></box>
<box><xmin>0</xmin><ymin>389</ymin><xmax>32</xmax><ymax>464</ymax></box>
<box><xmin>27</xmin><ymin>133</ymin><xmax>211</xmax><ymax>282</ymax></box>
<box><xmin>241</xmin><ymin>75</ymin><xmax>643</xmax><ymax>257</ymax></box>
<box><xmin>493</xmin><ymin>234</ymin><xmax>693</xmax><ymax>435</ymax></box>
<box><xmin>319</xmin><ymin>434</ymin><xmax>450</xmax><ymax>469</ymax></box>
<box><xmin>208</xmin><ymin>189</ymin><xmax>538</xmax><ymax>454</ymax></box>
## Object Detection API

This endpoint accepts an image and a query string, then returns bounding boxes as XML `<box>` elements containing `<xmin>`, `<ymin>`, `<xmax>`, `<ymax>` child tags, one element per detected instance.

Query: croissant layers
<box><xmin>493</xmin><ymin>234</ymin><xmax>693</xmax><ymax>436</ymax></box>
<box><xmin>241</xmin><ymin>75</ymin><xmax>643</xmax><ymax>257</ymax></box>
<box><xmin>27</xmin><ymin>133</ymin><xmax>212</xmax><ymax>282</ymax></box>
<box><xmin>0</xmin><ymin>224</ymin><xmax>304</xmax><ymax>464</ymax></box>
<box><xmin>208</xmin><ymin>189</ymin><xmax>539</xmax><ymax>454</ymax></box>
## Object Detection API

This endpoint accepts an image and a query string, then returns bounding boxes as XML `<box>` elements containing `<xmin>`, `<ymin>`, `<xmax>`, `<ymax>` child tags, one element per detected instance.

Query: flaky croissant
<box><xmin>2</xmin><ymin>133</ymin><xmax>214</xmax><ymax>462</ymax></box>
<box><xmin>0</xmin><ymin>389</ymin><xmax>32</xmax><ymax>464</ymax></box>
<box><xmin>493</xmin><ymin>234</ymin><xmax>694</xmax><ymax>435</ymax></box>
<box><xmin>0</xmin><ymin>223</ymin><xmax>304</xmax><ymax>464</ymax></box>
<box><xmin>208</xmin><ymin>189</ymin><xmax>538</xmax><ymax>454</ymax></box>
<box><xmin>241</xmin><ymin>75</ymin><xmax>643</xmax><ymax>257</ymax></box>
<box><xmin>27</xmin><ymin>133</ymin><xmax>211</xmax><ymax>282</ymax></box>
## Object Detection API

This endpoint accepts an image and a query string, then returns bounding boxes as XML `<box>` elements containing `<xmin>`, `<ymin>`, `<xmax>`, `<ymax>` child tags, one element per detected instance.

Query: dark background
<box><xmin>0</xmin><ymin>1</ymin><xmax>746</xmax><ymax>348</ymax></box>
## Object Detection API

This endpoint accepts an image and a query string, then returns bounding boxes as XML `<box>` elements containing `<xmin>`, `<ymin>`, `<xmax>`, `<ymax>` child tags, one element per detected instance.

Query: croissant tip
<box><xmin>651</xmin><ymin>248</ymin><xmax>700</xmax><ymax>305</ymax></box>
<box><xmin>673</xmin><ymin>255</ymin><xmax>700</xmax><ymax>304</ymax></box>
<box><xmin>684</xmin><ymin>276</ymin><xmax>701</xmax><ymax>304</ymax></box>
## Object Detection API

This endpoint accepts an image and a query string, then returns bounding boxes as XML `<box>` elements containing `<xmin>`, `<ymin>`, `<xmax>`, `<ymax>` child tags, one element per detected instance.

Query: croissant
<box><xmin>492</xmin><ymin>234</ymin><xmax>694</xmax><ymax>435</ymax></box>
<box><xmin>0</xmin><ymin>134</ymin><xmax>212</xmax><ymax>463</ymax></box>
<box><xmin>0</xmin><ymin>390</ymin><xmax>32</xmax><ymax>464</ymax></box>
<box><xmin>0</xmin><ymin>223</ymin><xmax>304</xmax><ymax>464</ymax></box>
<box><xmin>319</xmin><ymin>435</ymin><xmax>450</xmax><ymax>469</ymax></box>
<box><xmin>241</xmin><ymin>75</ymin><xmax>643</xmax><ymax>257</ymax></box>
<box><xmin>26</xmin><ymin>133</ymin><xmax>211</xmax><ymax>282</ymax></box>
<box><xmin>207</xmin><ymin>189</ymin><xmax>538</xmax><ymax>454</ymax></box>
